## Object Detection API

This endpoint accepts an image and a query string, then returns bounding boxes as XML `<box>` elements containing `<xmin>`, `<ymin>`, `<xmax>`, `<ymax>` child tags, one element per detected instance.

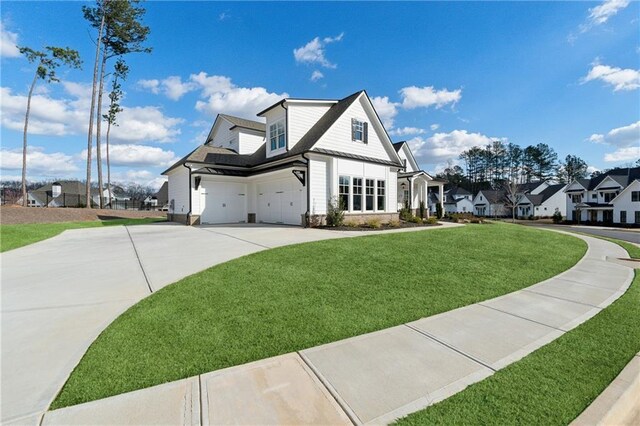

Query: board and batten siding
<box><xmin>309</xmin><ymin>156</ymin><xmax>329</xmax><ymax>215</ymax></box>
<box><xmin>613</xmin><ymin>180</ymin><xmax>640</xmax><ymax>223</ymax></box>
<box><xmin>314</xmin><ymin>96</ymin><xmax>396</xmax><ymax>162</ymax></box>
<box><xmin>167</xmin><ymin>167</ymin><xmax>190</xmax><ymax>215</ymax></box>
<box><xmin>287</xmin><ymin>104</ymin><xmax>332</xmax><ymax>149</ymax></box>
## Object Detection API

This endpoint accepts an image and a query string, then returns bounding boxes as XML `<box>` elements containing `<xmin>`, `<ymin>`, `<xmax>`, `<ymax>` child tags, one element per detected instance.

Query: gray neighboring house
<box><xmin>144</xmin><ymin>182</ymin><xmax>169</xmax><ymax>210</ymax></box>
<box><xmin>429</xmin><ymin>186</ymin><xmax>474</xmax><ymax>215</ymax></box>
<box><xmin>22</xmin><ymin>181</ymin><xmax>93</xmax><ymax>207</ymax></box>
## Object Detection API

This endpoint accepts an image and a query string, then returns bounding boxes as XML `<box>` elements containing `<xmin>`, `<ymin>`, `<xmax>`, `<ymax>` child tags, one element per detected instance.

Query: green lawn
<box><xmin>396</xmin><ymin>239</ymin><xmax>640</xmax><ymax>425</ymax></box>
<box><xmin>0</xmin><ymin>217</ymin><xmax>166</xmax><ymax>252</ymax></box>
<box><xmin>52</xmin><ymin>224</ymin><xmax>586</xmax><ymax>408</ymax></box>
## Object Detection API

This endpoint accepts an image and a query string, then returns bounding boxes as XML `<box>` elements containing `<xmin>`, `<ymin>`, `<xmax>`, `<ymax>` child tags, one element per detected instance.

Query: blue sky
<box><xmin>1</xmin><ymin>0</ymin><xmax>639</xmax><ymax>189</ymax></box>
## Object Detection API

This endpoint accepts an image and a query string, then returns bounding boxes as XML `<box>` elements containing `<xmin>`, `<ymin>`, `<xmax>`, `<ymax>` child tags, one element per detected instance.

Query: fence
<box><xmin>33</xmin><ymin>192</ymin><xmax>162</xmax><ymax>210</ymax></box>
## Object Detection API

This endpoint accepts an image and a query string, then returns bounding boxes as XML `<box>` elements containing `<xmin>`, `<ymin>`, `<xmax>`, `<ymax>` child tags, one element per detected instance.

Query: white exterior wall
<box><xmin>396</xmin><ymin>145</ymin><xmax>419</xmax><ymax>172</ymax></box>
<box><xmin>335</xmin><ymin>158</ymin><xmax>394</xmax><ymax>213</ymax></box>
<box><xmin>309</xmin><ymin>156</ymin><xmax>329</xmax><ymax>215</ymax></box>
<box><xmin>238</xmin><ymin>131</ymin><xmax>264</xmax><ymax>155</ymax></box>
<box><xmin>314</xmin><ymin>96</ymin><xmax>396</xmax><ymax>162</ymax></box>
<box><xmin>534</xmin><ymin>186</ymin><xmax>567</xmax><ymax>217</ymax></box>
<box><xmin>167</xmin><ymin>167</ymin><xmax>190</xmax><ymax>215</ymax></box>
<box><xmin>209</xmin><ymin>120</ymin><xmax>238</xmax><ymax>151</ymax></box>
<box><xmin>287</xmin><ymin>103</ymin><xmax>332</xmax><ymax>149</ymax></box>
<box><xmin>445</xmin><ymin>198</ymin><xmax>474</xmax><ymax>214</ymax></box>
<box><xmin>613</xmin><ymin>180</ymin><xmax>640</xmax><ymax>224</ymax></box>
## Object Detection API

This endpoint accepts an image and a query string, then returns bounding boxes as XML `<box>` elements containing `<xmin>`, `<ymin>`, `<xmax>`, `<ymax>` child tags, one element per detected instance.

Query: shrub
<box><xmin>400</xmin><ymin>207</ymin><xmax>413</xmax><ymax>221</ymax></box>
<box><xmin>410</xmin><ymin>216</ymin><xmax>423</xmax><ymax>224</ymax></box>
<box><xmin>419</xmin><ymin>200</ymin><xmax>426</xmax><ymax>219</ymax></box>
<box><xmin>365</xmin><ymin>218</ymin><xmax>382</xmax><ymax>229</ymax></box>
<box><xmin>388</xmin><ymin>219</ymin><xmax>400</xmax><ymax>227</ymax></box>
<box><xmin>552</xmin><ymin>210</ymin><xmax>563</xmax><ymax>224</ymax></box>
<box><xmin>435</xmin><ymin>203</ymin><xmax>443</xmax><ymax>219</ymax></box>
<box><xmin>344</xmin><ymin>219</ymin><xmax>359</xmax><ymax>228</ymax></box>
<box><xmin>528</xmin><ymin>214</ymin><xmax>534</xmax><ymax>220</ymax></box>
<box><xmin>307</xmin><ymin>214</ymin><xmax>322</xmax><ymax>227</ymax></box>
<box><xmin>426</xmin><ymin>216</ymin><xmax>438</xmax><ymax>224</ymax></box>
<box><xmin>326</xmin><ymin>197</ymin><xmax>345</xmax><ymax>227</ymax></box>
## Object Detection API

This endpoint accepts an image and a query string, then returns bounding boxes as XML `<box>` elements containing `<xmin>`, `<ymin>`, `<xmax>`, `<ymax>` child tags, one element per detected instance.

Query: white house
<box><xmin>164</xmin><ymin>91</ymin><xmax>439</xmax><ymax>226</ymax></box>
<box><xmin>472</xmin><ymin>190</ymin><xmax>507</xmax><ymax>217</ymax></box>
<box><xmin>393</xmin><ymin>141</ymin><xmax>444</xmax><ymax>215</ymax></box>
<box><xmin>428</xmin><ymin>186</ymin><xmax>474</xmax><ymax>215</ymax></box>
<box><xmin>516</xmin><ymin>183</ymin><xmax>567</xmax><ymax>218</ymax></box>
<box><xmin>565</xmin><ymin>167</ymin><xmax>640</xmax><ymax>225</ymax></box>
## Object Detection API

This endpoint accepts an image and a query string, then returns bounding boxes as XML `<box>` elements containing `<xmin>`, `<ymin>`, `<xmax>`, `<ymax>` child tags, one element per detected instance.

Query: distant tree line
<box><xmin>436</xmin><ymin>140</ymin><xmax>593</xmax><ymax>193</ymax></box>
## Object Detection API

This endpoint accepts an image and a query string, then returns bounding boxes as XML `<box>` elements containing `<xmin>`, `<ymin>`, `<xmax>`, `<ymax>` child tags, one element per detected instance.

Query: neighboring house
<box><xmin>565</xmin><ymin>167</ymin><xmax>640</xmax><ymax>225</ymax></box>
<box><xmin>429</xmin><ymin>186</ymin><xmax>473</xmax><ymax>215</ymax></box>
<box><xmin>393</xmin><ymin>141</ymin><xmax>444</xmax><ymax>214</ymax></box>
<box><xmin>20</xmin><ymin>181</ymin><xmax>92</xmax><ymax>207</ymax></box>
<box><xmin>516</xmin><ymin>183</ymin><xmax>567</xmax><ymax>218</ymax></box>
<box><xmin>144</xmin><ymin>182</ymin><xmax>169</xmax><ymax>210</ymax></box>
<box><xmin>472</xmin><ymin>190</ymin><xmax>507</xmax><ymax>217</ymax></box>
<box><xmin>163</xmin><ymin>90</ymin><xmax>425</xmax><ymax>225</ymax></box>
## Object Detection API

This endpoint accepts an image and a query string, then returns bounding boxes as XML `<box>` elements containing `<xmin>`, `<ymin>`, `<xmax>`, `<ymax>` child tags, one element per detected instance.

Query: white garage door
<box><xmin>201</xmin><ymin>182</ymin><xmax>247</xmax><ymax>224</ymax></box>
<box><xmin>257</xmin><ymin>177</ymin><xmax>305</xmax><ymax>225</ymax></box>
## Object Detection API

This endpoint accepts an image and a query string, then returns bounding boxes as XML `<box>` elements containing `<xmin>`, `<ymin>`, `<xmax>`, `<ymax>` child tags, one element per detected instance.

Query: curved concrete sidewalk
<box><xmin>0</xmin><ymin>222</ymin><xmax>459</xmax><ymax>425</ymax></box>
<box><xmin>40</xmin><ymin>232</ymin><xmax>635</xmax><ymax>425</ymax></box>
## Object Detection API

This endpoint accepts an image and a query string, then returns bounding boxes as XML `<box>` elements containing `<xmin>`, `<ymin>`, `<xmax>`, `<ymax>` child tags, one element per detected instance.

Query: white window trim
<box><xmin>352</xmin><ymin>118</ymin><xmax>366</xmax><ymax>143</ymax></box>
<box><xmin>268</xmin><ymin>119</ymin><xmax>286</xmax><ymax>155</ymax></box>
<box><xmin>339</xmin><ymin>175</ymin><xmax>387</xmax><ymax>213</ymax></box>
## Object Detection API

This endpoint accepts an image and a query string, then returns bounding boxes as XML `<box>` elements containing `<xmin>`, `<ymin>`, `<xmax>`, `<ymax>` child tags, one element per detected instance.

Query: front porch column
<box><xmin>424</xmin><ymin>182</ymin><xmax>429</xmax><ymax>217</ymax></box>
<box><xmin>438</xmin><ymin>184</ymin><xmax>444</xmax><ymax>211</ymax></box>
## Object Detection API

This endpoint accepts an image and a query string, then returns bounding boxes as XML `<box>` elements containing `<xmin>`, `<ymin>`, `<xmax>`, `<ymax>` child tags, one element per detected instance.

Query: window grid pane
<box><xmin>339</xmin><ymin>176</ymin><xmax>350</xmax><ymax>211</ymax></box>
<box><xmin>353</xmin><ymin>178</ymin><xmax>363</xmax><ymax>211</ymax></box>
<box><xmin>365</xmin><ymin>179</ymin><xmax>374</xmax><ymax>211</ymax></box>
<box><xmin>377</xmin><ymin>180</ymin><xmax>385</xmax><ymax>211</ymax></box>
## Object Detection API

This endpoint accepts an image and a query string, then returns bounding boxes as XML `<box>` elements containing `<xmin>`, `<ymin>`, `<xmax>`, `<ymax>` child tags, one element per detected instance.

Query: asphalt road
<box><xmin>524</xmin><ymin>223</ymin><xmax>640</xmax><ymax>244</ymax></box>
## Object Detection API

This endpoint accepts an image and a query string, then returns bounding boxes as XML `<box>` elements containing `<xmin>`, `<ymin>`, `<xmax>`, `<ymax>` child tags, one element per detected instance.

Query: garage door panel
<box><xmin>257</xmin><ymin>175</ymin><xmax>305</xmax><ymax>225</ymax></box>
<box><xmin>201</xmin><ymin>182</ymin><xmax>247</xmax><ymax>224</ymax></box>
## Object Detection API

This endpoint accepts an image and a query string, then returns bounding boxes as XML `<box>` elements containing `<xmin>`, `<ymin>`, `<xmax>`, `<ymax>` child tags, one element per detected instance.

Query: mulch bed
<box><xmin>0</xmin><ymin>206</ymin><xmax>166</xmax><ymax>225</ymax></box>
<box><xmin>319</xmin><ymin>222</ymin><xmax>441</xmax><ymax>232</ymax></box>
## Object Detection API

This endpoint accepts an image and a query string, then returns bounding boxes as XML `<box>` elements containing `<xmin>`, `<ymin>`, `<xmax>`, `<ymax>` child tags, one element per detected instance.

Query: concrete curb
<box><xmin>571</xmin><ymin>353</ymin><xmax>640</xmax><ymax>426</ymax></box>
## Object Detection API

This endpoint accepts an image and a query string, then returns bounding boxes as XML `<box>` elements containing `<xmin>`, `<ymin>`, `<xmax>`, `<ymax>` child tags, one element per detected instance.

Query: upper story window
<box><xmin>632</xmin><ymin>191</ymin><xmax>640</xmax><ymax>202</ymax></box>
<box><xmin>571</xmin><ymin>194</ymin><xmax>582</xmax><ymax>203</ymax></box>
<box><xmin>351</xmin><ymin>119</ymin><xmax>368</xmax><ymax>143</ymax></box>
<box><xmin>603</xmin><ymin>192</ymin><xmax>618</xmax><ymax>203</ymax></box>
<box><xmin>269</xmin><ymin>120</ymin><xmax>285</xmax><ymax>151</ymax></box>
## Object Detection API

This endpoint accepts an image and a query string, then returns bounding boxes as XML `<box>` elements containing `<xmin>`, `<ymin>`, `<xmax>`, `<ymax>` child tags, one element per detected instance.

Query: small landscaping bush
<box><xmin>419</xmin><ymin>200</ymin><xmax>426</xmax><ymax>219</ymax></box>
<box><xmin>365</xmin><ymin>218</ymin><xmax>382</xmax><ymax>229</ymax></box>
<box><xmin>344</xmin><ymin>219</ymin><xmax>359</xmax><ymax>228</ymax></box>
<box><xmin>400</xmin><ymin>207</ymin><xmax>413</xmax><ymax>222</ymax></box>
<box><xmin>388</xmin><ymin>219</ymin><xmax>400</xmax><ymax>227</ymax></box>
<box><xmin>426</xmin><ymin>217</ymin><xmax>438</xmax><ymax>224</ymax></box>
<box><xmin>410</xmin><ymin>216</ymin><xmax>423</xmax><ymax>224</ymax></box>
<box><xmin>435</xmin><ymin>203</ymin><xmax>443</xmax><ymax>219</ymax></box>
<box><xmin>552</xmin><ymin>210</ymin><xmax>563</xmax><ymax>224</ymax></box>
<box><xmin>325</xmin><ymin>197</ymin><xmax>345</xmax><ymax>227</ymax></box>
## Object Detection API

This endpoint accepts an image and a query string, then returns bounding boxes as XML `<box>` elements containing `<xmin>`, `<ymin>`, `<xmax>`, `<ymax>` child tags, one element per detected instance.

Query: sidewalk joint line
<box><xmin>1</xmin><ymin>298</ymin><xmax>136</xmax><ymax>314</ymax></box>
<box><xmin>555</xmin><ymin>275</ymin><xmax>622</xmax><ymax>291</ymax></box>
<box><xmin>197</xmin><ymin>227</ymin><xmax>272</xmax><ymax>249</ymax></box>
<box><xmin>478</xmin><ymin>303</ymin><xmax>567</xmax><ymax>332</ymax></box>
<box><xmin>125</xmin><ymin>226</ymin><xmax>154</xmax><ymax>294</ymax></box>
<box><xmin>403</xmin><ymin>324</ymin><xmax>497</xmax><ymax>372</ymax></box>
<box><xmin>297</xmin><ymin>352</ymin><xmax>360</xmax><ymax>426</ymax></box>
<box><xmin>522</xmin><ymin>289</ymin><xmax>601</xmax><ymax>309</ymax></box>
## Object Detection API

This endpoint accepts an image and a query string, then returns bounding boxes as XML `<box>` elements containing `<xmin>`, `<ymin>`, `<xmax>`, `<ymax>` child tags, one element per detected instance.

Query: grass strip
<box><xmin>0</xmin><ymin>217</ymin><xmax>165</xmax><ymax>252</ymax></box>
<box><xmin>52</xmin><ymin>224</ymin><xmax>585</xmax><ymax>408</ymax></box>
<box><xmin>395</xmin><ymin>240</ymin><xmax>639</xmax><ymax>425</ymax></box>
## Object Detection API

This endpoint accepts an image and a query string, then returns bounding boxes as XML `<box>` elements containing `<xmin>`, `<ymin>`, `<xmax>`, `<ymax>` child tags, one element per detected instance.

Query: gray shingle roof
<box><xmin>219</xmin><ymin>114</ymin><xmax>266</xmax><ymax>132</ymax></box>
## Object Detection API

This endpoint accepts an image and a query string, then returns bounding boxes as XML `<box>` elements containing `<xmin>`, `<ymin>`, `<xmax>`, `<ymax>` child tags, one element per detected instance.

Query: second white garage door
<box><xmin>201</xmin><ymin>182</ymin><xmax>247</xmax><ymax>224</ymax></box>
<box><xmin>257</xmin><ymin>177</ymin><xmax>305</xmax><ymax>225</ymax></box>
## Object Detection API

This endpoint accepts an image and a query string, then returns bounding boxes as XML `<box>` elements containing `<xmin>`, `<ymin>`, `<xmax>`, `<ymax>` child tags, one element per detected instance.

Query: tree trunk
<box><xmin>22</xmin><ymin>71</ymin><xmax>39</xmax><ymax>207</ymax></box>
<box><xmin>85</xmin><ymin>5</ymin><xmax>106</xmax><ymax>208</ymax></box>
<box><xmin>106</xmin><ymin>118</ymin><xmax>112</xmax><ymax>207</ymax></box>
<box><xmin>95</xmin><ymin>51</ymin><xmax>107</xmax><ymax>209</ymax></box>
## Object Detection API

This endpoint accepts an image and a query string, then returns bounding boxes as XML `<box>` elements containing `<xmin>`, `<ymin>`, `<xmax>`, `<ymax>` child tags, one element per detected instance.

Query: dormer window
<box><xmin>269</xmin><ymin>120</ymin><xmax>285</xmax><ymax>151</ymax></box>
<box><xmin>351</xmin><ymin>119</ymin><xmax>368</xmax><ymax>143</ymax></box>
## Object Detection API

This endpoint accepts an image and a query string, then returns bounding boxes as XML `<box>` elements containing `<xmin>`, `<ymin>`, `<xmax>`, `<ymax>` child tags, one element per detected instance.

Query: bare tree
<box><xmin>502</xmin><ymin>181</ymin><xmax>524</xmax><ymax>223</ymax></box>
<box><xmin>18</xmin><ymin>46</ymin><xmax>82</xmax><ymax>206</ymax></box>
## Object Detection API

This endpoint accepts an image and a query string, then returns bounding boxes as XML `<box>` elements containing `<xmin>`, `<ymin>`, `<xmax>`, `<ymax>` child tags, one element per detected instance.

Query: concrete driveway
<box><xmin>0</xmin><ymin>222</ymin><xmax>356</xmax><ymax>424</ymax></box>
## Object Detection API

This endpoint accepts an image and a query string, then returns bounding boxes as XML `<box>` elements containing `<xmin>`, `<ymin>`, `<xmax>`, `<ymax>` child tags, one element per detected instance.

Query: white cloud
<box><xmin>110</xmin><ymin>169</ymin><xmax>167</xmax><ymax>190</ymax></box>
<box><xmin>400</xmin><ymin>86</ymin><xmax>462</xmax><ymax>109</ymax></box>
<box><xmin>310</xmin><ymin>70</ymin><xmax>324</xmax><ymax>82</ymax></box>
<box><xmin>583</xmin><ymin>62</ymin><xmax>640</xmax><ymax>91</ymax></box>
<box><xmin>587</xmin><ymin>165</ymin><xmax>600</xmax><ymax>174</ymax></box>
<box><xmin>0</xmin><ymin>146</ymin><xmax>79</xmax><ymax>175</ymax></box>
<box><xmin>137</xmin><ymin>76</ymin><xmax>196</xmax><ymax>100</ymax></box>
<box><xmin>585</xmin><ymin>0</ymin><xmax>629</xmax><ymax>29</ymax></box>
<box><xmin>408</xmin><ymin>130</ymin><xmax>498</xmax><ymax>165</ymax></box>
<box><xmin>389</xmin><ymin>127</ymin><xmax>426</xmax><ymax>137</ymax></box>
<box><xmin>0</xmin><ymin>21</ymin><xmax>20</xmax><ymax>58</ymax></box>
<box><xmin>190</xmin><ymin>72</ymin><xmax>287</xmax><ymax>119</ymax></box>
<box><xmin>370</xmin><ymin>96</ymin><xmax>399</xmax><ymax>129</ymax></box>
<box><xmin>293</xmin><ymin>33</ymin><xmax>343</xmax><ymax>69</ymax></box>
<box><xmin>0</xmin><ymin>84</ymin><xmax>184</xmax><ymax>143</ymax></box>
<box><xmin>82</xmin><ymin>144</ymin><xmax>178</xmax><ymax>167</ymax></box>
<box><xmin>430</xmin><ymin>124</ymin><xmax>440</xmax><ymax>131</ymax></box>
<box><xmin>588</xmin><ymin>121</ymin><xmax>640</xmax><ymax>163</ymax></box>
<box><xmin>604</xmin><ymin>147</ymin><xmax>640</xmax><ymax>162</ymax></box>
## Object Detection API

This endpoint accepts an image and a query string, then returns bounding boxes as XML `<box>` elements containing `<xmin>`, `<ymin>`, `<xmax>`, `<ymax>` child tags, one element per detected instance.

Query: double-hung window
<box><xmin>365</xmin><ymin>179</ymin><xmax>375</xmax><ymax>211</ymax></box>
<box><xmin>620</xmin><ymin>211</ymin><xmax>627</xmax><ymax>223</ymax></box>
<box><xmin>351</xmin><ymin>119</ymin><xmax>368</xmax><ymax>143</ymax></box>
<box><xmin>377</xmin><ymin>181</ymin><xmax>386</xmax><ymax>211</ymax></box>
<box><xmin>635</xmin><ymin>211</ymin><xmax>640</xmax><ymax>224</ymax></box>
<box><xmin>339</xmin><ymin>176</ymin><xmax>350</xmax><ymax>211</ymax></box>
<box><xmin>632</xmin><ymin>191</ymin><xmax>640</xmax><ymax>202</ymax></box>
<box><xmin>353</xmin><ymin>178</ymin><xmax>363</xmax><ymax>211</ymax></box>
<box><xmin>269</xmin><ymin>120</ymin><xmax>285</xmax><ymax>151</ymax></box>
<box><xmin>571</xmin><ymin>194</ymin><xmax>582</xmax><ymax>203</ymax></box>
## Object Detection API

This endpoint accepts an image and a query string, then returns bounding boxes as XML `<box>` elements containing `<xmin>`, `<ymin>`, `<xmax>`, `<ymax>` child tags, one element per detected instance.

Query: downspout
<box><xmin>182</xmin><ymin>163</ymin><xmax>192</xmax><ymax>225</ymax></box>
<box><xmin>301</xmin><ymin>152</ymin><xmax>311</xmax><ymax>228</ymax></box>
